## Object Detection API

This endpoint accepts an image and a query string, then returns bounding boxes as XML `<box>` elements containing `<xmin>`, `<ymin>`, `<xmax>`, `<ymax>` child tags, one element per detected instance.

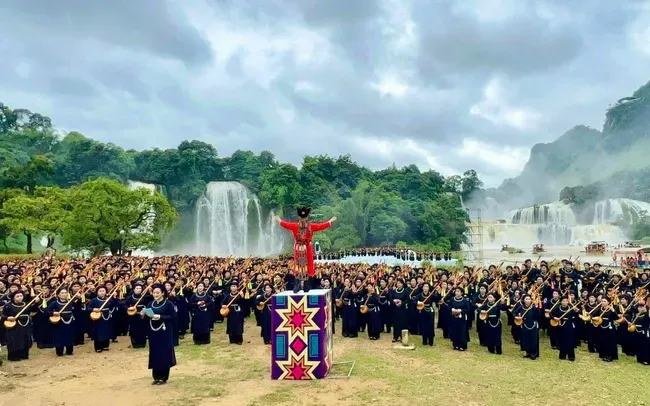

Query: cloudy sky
<box><xmin>2</xmin><ymin>0</ymin><xmax>650</xmax><ymax>187</ymax></box>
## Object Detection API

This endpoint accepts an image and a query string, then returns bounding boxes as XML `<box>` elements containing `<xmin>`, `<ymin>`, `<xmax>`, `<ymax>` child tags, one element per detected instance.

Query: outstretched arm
<box><xmin>311</xmin><ymin>217</ymin><xmax>337</xmax><ymax>232</ymax></box>
<box><xmin>274</xmin><ymin>215</ymin><xmax>298</xmax><ymax>231</ymax></box>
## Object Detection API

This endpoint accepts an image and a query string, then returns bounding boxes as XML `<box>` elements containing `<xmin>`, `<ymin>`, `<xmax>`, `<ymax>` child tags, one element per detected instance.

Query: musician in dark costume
<box><xmin>355</xmin><ymin>278</ymin><xmax>368</xmax><ymax>333</ymax></box>
<box><xmin>508</xmin><ymin>289</ymin><xmax>523</xmax><ymax>344</ymax></box>
<box><xmin>143</xmin><ymin>284</ymin><xmax>177</xmax><ymax>385</ymax></box>
<box><xmin>176</xmin><ymin>282</ymin><xmax>192</xmax><ymax>339</ymax></box>
<box><xmin>415</xmin><ymin>282</ymin><xmax>439</xmax><ymax>346</ymax></box>
<box><xmin>340</xmin><ymin>278</ymin><xmax>358</xmax><ymax>338</ymax></box>
<box><xmin>551</xmin><ymin>296</ymin><xmax>578</xmax><ymax>361</ymax></box>
<box><xmin>448</xmin><ymin>287</ymin><xmax>470</xmax><ymax>351</ymax></box>
<box><xmin>1</xmin><ymin>290</ymin><xmax>37</xmax><ymax>361</ymax></box>
<box><xmin>47</xmin><ymin>287</ymin><xmax>76</xmax><ymax>356</ymax></box>
<box><xmin>515</xmin><ymin>294</ymin><xmax>540</xmax><ymax>360</ymax></box>
<box><xmin>389</xmin><ymin>278</ymin><xmax>409</xmax><ymax>342</ymax></box>
<box><xmin>275</xmin><ymin>207</ymin><xmax>336</xmax><ymax>293</ymax></box>
<box><xmin>0</xmin><ymin>281</ymin><xmax>11</xmax><ymax>347</ymax></box>
<box><xmin>252</xmin><ymin>275</ymin><xmax>265</xmax><ymax>327</ymax></box>
<box><xmin>102</xmin><ymin>281</ymin><xmax>120</xmax><ymax>344</ymax></box>
<box><xmin>125</xmin><ymin>283</ymin><xmax>150</xmax><ymax>348</ymax></box>
<box><xmin>437</xmin><ymin>282</ymin><xmax>451</xmax><ymax>339</ymax></box>
<box><xmin>583</xmin><ymin>293</ymin><xmax>599</xmax><ymax>353</ymax></box>
<box><xmin>378</xmin><ymin>278</ymin><xmax>392</xmax><ymax>334</ymax></box>
<box><xmin>70</xmin><ymin>282</ymin><xmax>87</xmax><ymax>345</ymax></box>
<box><xmin>255</xmin><ymin>283</ymin><xmax>273</xmax><ymax>344</ymax></box>
<box><xmin>34</xmin><ymin>285</ymin><xmax>54</xmax><ymax>349</ymax></box>
<box><xmin>616</xmin><ymin>294</ymin><xmax>636</xmax><ymax>356</ymax></box>
<box><xmin>479</xmin><ymin>292</ymin><xmax>503</xmax><ymax>354</ymax></box>
<box><xmin>222</xmin><ymin>282</ymin><xmax>245</xmax><ymax>344</ymax></box>
<box><xmin>473</xmin><ymin>284</ymin><xmax>488</xmax><ymax>346</ymax></box>
<box><xmin>212</xmin><ymin>274</ymin><xmax>228</xmax><ymax>324</ymax></box>
<box><xmin>189</xmin><ymin>282</ymin><xmax>213</xmax><ymax>345</ymax></box>
<box><xmin>88</xmin><ymin>286</ymin><xmax>117</xmax><ymax>353</ymax></box>
<box><xmin>364</xmin><ymin>283</ymin><xmax>382</xmax><ymax>340</ymax></box>
<box><xmin>544</xmin><ymin>290</ymin><xmax>561</xmax><ymax>349</ymax></box>
<box><xmin>163</xmin><ymin>281</ymin><xmax>180</xmax><ymax>347</ymax></box>
<box><xmin>632</xmin><ymin>302</ymin><xmax>649</xmax><ymax>365</ymax></box>
<box><xmin>596</xmin><ymin>297</ymin><xmax>619</xmax><ymax>362</ymax></box>
<box><xmin>407</xmin><ymin>278</ymin><xmax>420</xmax><ymax>335</ymax></box>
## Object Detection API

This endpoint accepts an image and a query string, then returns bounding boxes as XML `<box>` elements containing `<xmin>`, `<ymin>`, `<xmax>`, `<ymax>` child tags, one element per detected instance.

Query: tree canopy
<box><xmin>0</xmin><ymin>101</ymin><xmax>481</xmax><ymax>252</ymax></box>
<box><xmin>63</xmin><ymin>179</ymin><xmax>177</xmax><ymax>256</ymax></box>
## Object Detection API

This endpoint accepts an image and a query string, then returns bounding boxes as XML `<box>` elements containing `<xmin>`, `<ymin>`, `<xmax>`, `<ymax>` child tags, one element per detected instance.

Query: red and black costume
<box><xmin>279</xmin><ymin>207</ymin><xmax>332</xmax><ymax>292</ymax></box>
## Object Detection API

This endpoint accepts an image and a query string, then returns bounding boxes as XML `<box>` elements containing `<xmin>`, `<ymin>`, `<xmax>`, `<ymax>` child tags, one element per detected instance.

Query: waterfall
<box><xmin>128</xmin><ymin>180</ymin><xmax>155</xmax><ymax>192</ymax></box>
<box><xmin>508</xmin><ymin>201</ymin><xmax>576</xmax><ymax>225</ymax></box>
<box><xmin>194</xmin><ymin>181</ymin><xmax>282</xmax><ymax>257</ymax></box>
<box><xmin>481</xmin><ymin>223</ymin><xmax>626</xmax><ymax>248</ymax></box>
<box><xmin>127</xmin><ymin>180</ymin><xmax>166</xmax><ymax>196</ymax></box>
<box><xmin>126</xmin><ymin>180</ymin><xmax>158</xmax><ymax>257</ymax></box>
<box><xmin>592</xmin><ymin>198</ymin><xmax>650</xmax><ymax>224</ymax></box>
<box><xmin>485</xmin><ymin>198</ymin><xmax>650</xmax><ymax>248</ymax></box>
<box><xmin>127</xmin><ymin>181</ymin><xmax>158</xmax><ymax>232</ymax></box>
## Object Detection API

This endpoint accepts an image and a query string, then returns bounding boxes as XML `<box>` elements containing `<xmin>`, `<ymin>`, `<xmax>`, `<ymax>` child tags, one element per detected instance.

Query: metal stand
<box><xmin>328</xmin><ymin>360</ymin><xmax>355</xmax><ymax>379</ymax></box>
<box><xmin>465</xmin><ymin>208</ymin><xmax>484</xmax><ymax>266</ymax></box>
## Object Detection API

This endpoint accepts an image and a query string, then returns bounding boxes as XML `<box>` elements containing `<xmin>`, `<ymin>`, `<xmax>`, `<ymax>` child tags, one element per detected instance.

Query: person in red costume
<box><xmin>273</xmin><ymin>207</ymin><xmax>337</xmax><ymax>293</ymax></box>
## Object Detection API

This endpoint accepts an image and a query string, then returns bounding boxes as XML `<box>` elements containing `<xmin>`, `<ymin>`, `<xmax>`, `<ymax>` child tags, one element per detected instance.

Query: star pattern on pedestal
<box><xmin>276</xmin><ymin>295</ymin><xmax>319</xmax><ymax>343</ymax></box>
<box><xmin>276</xmin><ymin>351</ymin><xmax>319</xmax><ymax>380</ymax></box>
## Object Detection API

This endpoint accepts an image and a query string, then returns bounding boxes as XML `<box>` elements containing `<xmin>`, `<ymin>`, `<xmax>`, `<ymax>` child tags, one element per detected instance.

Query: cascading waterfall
<box><xmin>127</xmin><ymin>180</ymin><xmax>165</xmax><ymax>196</ymax></box>
<box><xmin>127</xmin><ymin>180</ymin><xmax>159</xmax><ymax>233</ymax></box>
<box><xmin>127</xmin><ymin>180</ymin><xmax>159</xmax><ymax>256</ymax></box>
<box><xmin>592</xmin><ymin>198</ymin><xmax>650</xmax><ymax>224</ymax></box>
<box><xmin>481</xmin><ymin>198</ymin><xmax>650</xmax><ymax>248</ymax></box>
<box><xmin>194</xmin><ymin>181</ymin><xmax>283</xmax><ymax>257</ymax></box>
<box><xmin>481</xmin><ymin>223</ymin><xmax>625</xmax><ymax>248</ymax></box>
<box><xmin>508</xmin><ymin>201</ymin><xmax>577</xmax><ymax>225</ymax></box>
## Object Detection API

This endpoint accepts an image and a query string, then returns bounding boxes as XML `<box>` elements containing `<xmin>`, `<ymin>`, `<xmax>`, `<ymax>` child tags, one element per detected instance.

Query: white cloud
<box><xmin>469</xmin><ymin>77</ymin><xmax>542</xmax><ymax>130</ymax></box>
<box><xmin>458</xmin><ymin>138</ymin><xmax>528</xmax><ymax>174</ymax></box>
<box><xmin>1</xmin><ymin>0</ymin><xmax>649</xmax><ymax>190</ymax></box>
<box><xmin>628</xmin><ymin>3</ymin><xmax>650</xmax><ymax>55</ymax></box>
<box><xmin>371</xmin><ymin>76</ymin><xmax>409</xmax><ymax>97</ymax></box>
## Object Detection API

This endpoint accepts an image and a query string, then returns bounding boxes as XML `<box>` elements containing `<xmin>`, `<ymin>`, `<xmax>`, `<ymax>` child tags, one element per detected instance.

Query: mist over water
<box><xmin>463</xmin><ymin>197</ymin><xmax>650</xmax><ymax>249</ymax></box>
<box><xmin>194</xmin><ymin>181</ymin><xmax>283</xmax><ymax>257</ymax></box>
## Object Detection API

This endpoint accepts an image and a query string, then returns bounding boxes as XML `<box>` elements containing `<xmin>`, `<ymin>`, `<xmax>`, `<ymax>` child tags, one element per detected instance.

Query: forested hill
<box><xmin>492</xmin><ymin>79</ymin><xmax>650</xmax><ymax>206</ymax></box>
<box><xmin>0</xmin><ymin>102</ymin><xmax>480</xmax><ymax>251</ymax></box>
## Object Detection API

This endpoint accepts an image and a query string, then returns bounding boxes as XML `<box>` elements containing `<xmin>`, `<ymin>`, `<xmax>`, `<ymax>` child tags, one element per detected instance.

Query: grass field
<box><xmin>1</xmin><ymin>316</ymin><xmax>648</xmax><ymax>406</ymax></box>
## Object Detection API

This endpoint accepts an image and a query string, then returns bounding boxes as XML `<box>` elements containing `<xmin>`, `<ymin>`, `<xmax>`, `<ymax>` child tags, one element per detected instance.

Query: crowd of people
<box><xmin>0</xmin><ymin>255</ymin><xmax>649</xmax><ymax>384</ymax></box>
<box><xmin>292</xmin><ymin>246</ymin><xmax>455</xmax><ymax>262</ymax></box>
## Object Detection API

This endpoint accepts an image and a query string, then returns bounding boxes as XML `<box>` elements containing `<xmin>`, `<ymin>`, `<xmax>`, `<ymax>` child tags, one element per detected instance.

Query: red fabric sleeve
<box><xmin>310</xmin><ymin>221</ymin><xmax>332</xmax><ymax>232</ymax></box>
<box><xmin>279</xmin><ymin>220</ymin><xmax>298</xmax><ymax>231</ymax></box>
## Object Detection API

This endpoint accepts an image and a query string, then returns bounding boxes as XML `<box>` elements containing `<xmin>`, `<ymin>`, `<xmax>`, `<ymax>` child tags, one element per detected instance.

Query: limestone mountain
<box><xmin>494</xmin><ymin>79</ymin><xmax>650</xmax><ymax>207</ymax></box>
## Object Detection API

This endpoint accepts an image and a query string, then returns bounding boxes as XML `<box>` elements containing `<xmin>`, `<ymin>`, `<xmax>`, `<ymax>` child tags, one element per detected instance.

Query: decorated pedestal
<box><xmin>271</xmin><ymin>289</ymin><xmax>333</xmax><ymax>380</ymax></box>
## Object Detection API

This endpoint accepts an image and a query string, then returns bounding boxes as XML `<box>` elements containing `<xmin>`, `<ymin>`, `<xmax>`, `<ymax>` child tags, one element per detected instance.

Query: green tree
<box><xmin>0</xmin><ymin>100</ymin><xmax>478</xmax><ymax>253</ymax></box>
<box><xmin>369</xmin><ymin>212</ymin><xmax>408</xmax><ymax>245</ymax></box>
<box><xmin>0</xmin><ymin>187</ymin><xmax>68</xmax><ymax>253</ymax></box>
<box><xmin>63</xmin><ymin>178</ymin><xmax>178</xmax><ymax>256</ymax></box>
<box><xmin>461</xmin><ymin>169</ymin><xmax>484</xmax><ymax>199</ymax></box>
<box><xmin>0</xmin><ymin>155</ymin><xmax>54</xmax><ymax>194</ymax></box>
<box><xmin>53</xmin><ymin>132</ymin><xmax>134</xmax><ymax>186</ymax></box>
<box><xmin>176</xmin><ymin>140</ymin><xmax>222</xmax><ymax>180</ymax></box>
<box><xmin>0</xmin><ymin>188</ymin><xmax>25</xmax><ymax>250</ymax></box>
<box><xmin>33</xmin><ymin>186</ymin><xmax>70</xmax><ymax>247</ymax></box>
<box><xmin>312</xmin><ymin>180</ymin><xmax>410</xmax><ymax>248</ymax></box>
<box><xmin>444</xmin><ymin>175</ymin><xmax>463</xmax><ymax>194</ymax></box>
<box><xmin>259</xmin><ymin>163</ymin><xmax>302</xmax><ymax>210</ymax></box>
<box><xmin>419</xmin><ymin>194</ymin><xmax>468</xmax><ymax>250</ymax></box>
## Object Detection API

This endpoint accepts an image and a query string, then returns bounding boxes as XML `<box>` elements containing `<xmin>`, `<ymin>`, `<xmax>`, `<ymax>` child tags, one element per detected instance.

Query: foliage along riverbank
<box><xmin>1</xmin><ymin>102</ymin><xmax>481</xmax><ymax>254</ymax></box>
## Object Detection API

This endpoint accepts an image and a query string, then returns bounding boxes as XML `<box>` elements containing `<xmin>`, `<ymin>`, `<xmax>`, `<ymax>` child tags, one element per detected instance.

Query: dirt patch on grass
<box><xmin>2</xmin><ymin>320</ymin><xmax>649</xmax><ymax>406</ymax></box>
